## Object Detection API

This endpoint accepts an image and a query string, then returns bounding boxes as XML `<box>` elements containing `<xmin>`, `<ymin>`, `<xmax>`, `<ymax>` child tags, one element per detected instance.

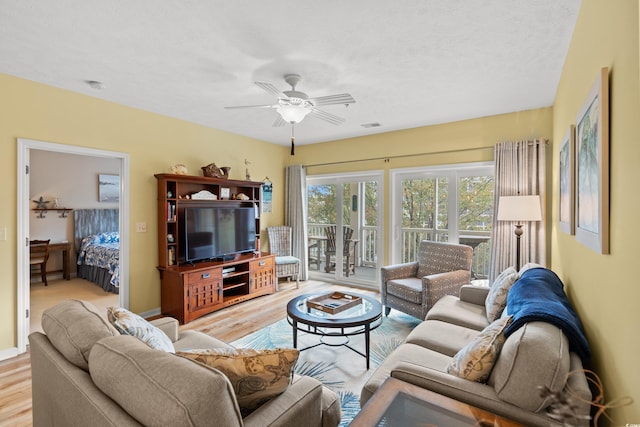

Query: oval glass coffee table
<box><xmin>286</xmin><ymin>292</ymin><xmax>383</xmax><ymax>369</ymax></box>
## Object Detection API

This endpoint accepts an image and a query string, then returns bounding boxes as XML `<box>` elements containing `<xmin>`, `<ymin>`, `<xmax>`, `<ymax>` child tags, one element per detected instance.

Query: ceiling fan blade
<box><xmin>308</xmin><ymin>93</ymin><xmax>355</xmax><ymax>107</ymax></box>
<box><xmin>224</xmin><ymin>104</ymin><xmax>276</xmax><ymax>110</ymax></box>
<box><xmin>272</xmin><ymin>115</ymin><xmax>286</xmax><ymax>127</ymax></box>
<box><xmin>309</xmin><ymin>108</ymin><xmax>346</xmax><ymax>125</ymax></box>
<box><xmin>255</xmin><ymin>82</ymin><xmax>289</xmax><ymax>99</ymax></box>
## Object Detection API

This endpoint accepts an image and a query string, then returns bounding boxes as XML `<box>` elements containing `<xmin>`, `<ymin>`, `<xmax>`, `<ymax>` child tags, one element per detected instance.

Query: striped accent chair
<box><xmin>381</xmin><ymin>240</ymin><xmax>473</xmax><ymax>320</ymax></box>
<box><xmin>267</xmin><ymin>226</ymin><xmax>300</xmax><ymax>289</ymax></box>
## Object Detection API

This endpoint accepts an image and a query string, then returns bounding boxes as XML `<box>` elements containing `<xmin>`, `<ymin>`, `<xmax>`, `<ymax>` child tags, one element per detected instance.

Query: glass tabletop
<box><xmin>294</xmin><ymin>293</ymin><xmax>375</xmax><ymax>319</ymax></box>
<box><xmin>375</xmin><ymin>392</ymin><xmax>482</xmax><ymax>427</ymax></box>
<box><xmin>287</xmin><ymin>292</ymin><xmax>382</xmax><ymax>328</ymax></box>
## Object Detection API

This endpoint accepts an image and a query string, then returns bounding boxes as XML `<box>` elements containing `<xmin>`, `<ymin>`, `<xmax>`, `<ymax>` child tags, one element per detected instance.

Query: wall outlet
<box><xmin>0</xmin><ymin>227</ymin><xmax>6</xmax><ymax>241</ymax></box>
<box><xmin>136</xmin><ymin>222</ymin><xmax>147</xmax><ymax>233</ymax></box>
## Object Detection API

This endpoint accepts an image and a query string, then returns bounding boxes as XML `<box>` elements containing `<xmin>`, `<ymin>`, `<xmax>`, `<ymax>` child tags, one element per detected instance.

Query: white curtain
<box><xmin>489</xmin><ymin>140</ymin><xmax>546</xmax><ymax>281</ymax></box>
<box><xmin>285</xmin><ymin>165</ymin><xmax>309</xmax><ymax>281</ymax></box>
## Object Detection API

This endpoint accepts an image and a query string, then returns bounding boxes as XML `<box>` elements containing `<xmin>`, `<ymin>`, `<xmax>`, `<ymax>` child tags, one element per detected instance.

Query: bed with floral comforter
<box><xmin>77</xmin><ymin>232</ymin><xmax>120</xmax><ymax>293</ymax></box>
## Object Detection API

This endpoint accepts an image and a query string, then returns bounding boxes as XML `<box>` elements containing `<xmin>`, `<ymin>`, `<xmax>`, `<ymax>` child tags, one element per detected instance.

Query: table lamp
<box><xmin>497</xmin><ymin>195</ymin><xmax>543</xmax><ymax>271</ymax></box>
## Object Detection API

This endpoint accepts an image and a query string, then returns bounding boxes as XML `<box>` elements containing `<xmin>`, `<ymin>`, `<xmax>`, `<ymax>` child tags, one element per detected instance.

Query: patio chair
<box><xmin>324</xmin><ymin>225</ymin><xmax>357</xmax><ymax>277</ymax></box>
<box><xmin>381</xmin><ymin>240</ymin><xmax>473</xmax><ymax>320</ymax></box>
<box><xmin>267</xmin><ymin>226</ymin><xmax>300</xmax><ymax>289</ymax></box>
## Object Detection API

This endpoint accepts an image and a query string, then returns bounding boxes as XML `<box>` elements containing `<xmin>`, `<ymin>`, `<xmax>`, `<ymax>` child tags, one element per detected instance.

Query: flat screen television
<box><xmin>182</xmin><ymin>206</ymin><xmax>256</xmax><ymax>263</ymax></box>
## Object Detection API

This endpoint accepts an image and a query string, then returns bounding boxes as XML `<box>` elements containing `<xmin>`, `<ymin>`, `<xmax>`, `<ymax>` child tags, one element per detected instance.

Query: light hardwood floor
<box><xmin>29</xmin><ymin>278</ymin><xmax>120</xmax><ymax>334</ymax></box>
<box><xmin>0</xmin><ymin>279</ymin><xmax>379</xmax><ymax>427</ymax></box>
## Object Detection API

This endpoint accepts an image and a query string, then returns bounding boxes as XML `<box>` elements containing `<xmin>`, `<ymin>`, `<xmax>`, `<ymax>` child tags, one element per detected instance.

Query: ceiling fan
<box><xmin>224</xmin><ymin>74</ymin><xmax>356</xmax><ymax>127</ymax></box>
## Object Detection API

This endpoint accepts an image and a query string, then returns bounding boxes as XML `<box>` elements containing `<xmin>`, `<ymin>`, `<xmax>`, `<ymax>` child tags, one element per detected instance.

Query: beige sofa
<box><xmin>362</xmin><ymin>279</ymin><xmax>593</xmax><ymax>426</ymax></box>
<box><xmin>29</xmin><ymin>299</ymin><xmax>341</xmax><ymax>427</ymax></box>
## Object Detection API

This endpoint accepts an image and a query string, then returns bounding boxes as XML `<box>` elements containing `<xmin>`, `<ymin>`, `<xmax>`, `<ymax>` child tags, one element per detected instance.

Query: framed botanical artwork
<box><xmin>559</xmin><ymin>125</ymin><xmax>575</xmax><ymax>235</ymax></box>
<box><xmin>98</xmin><ymin>174</ymin><xmax>120</xmax><ymax>202</ymax></box>
<box><xmin>574</xmin><ymin>67</ymin><xmax>609</xmax><ymax>254</ymax></box>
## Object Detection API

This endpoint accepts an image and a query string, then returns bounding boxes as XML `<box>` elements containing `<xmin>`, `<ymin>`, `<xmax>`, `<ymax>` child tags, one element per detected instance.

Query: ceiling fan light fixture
<box><xmin>277</xmin><ymin>104</ymin><xmax>311</xmax><ymax>124</ymax></box>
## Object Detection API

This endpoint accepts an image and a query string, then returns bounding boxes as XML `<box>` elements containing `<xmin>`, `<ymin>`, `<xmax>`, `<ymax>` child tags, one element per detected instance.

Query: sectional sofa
<box><xmin>363</xmin><ymin>265</ymin><xmax>593</xmax><ymax>426</ymax></box>
<box><xmin>29</xmin><ymin>299</ymin><xmax>341</xmax><ymax>427</ymax></box>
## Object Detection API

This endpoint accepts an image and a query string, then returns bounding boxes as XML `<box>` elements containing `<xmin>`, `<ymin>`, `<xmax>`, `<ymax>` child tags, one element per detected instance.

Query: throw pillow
<box><xmin>485</xmin><ymin>266</ymin><xmax>519</xmax><ymax>321</ymax></box>
<box><xmin>106</xmin><ymin>306</ymin><xmax>175</xmax><ymax>353</ymax></box>
<box><xmin>177</xmin><ymin>347</ymin><xmax>299</xmax><ymax>415</ymax></box>
<box><xmin>41</xmin><ymin>299</ymin><xmax>119</xmax><ymax>371</ymax></box>
<box><xmin>447</xmin><ymin>315</ymin><xmax>513</xmax><ymax>383</ymax></box>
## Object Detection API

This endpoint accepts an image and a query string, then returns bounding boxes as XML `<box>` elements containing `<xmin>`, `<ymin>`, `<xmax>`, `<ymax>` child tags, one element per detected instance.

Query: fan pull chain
<box><xmin>290</xmin><ymin>125</ymin><xmax>295</xmax><ymax>156</ymax></box>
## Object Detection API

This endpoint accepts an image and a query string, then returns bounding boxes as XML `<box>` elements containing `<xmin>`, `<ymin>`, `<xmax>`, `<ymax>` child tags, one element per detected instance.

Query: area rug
<box><xmin>231</xmin><ymin>311</ymin><xmax>420</xmax><ymax>426</ymax></box>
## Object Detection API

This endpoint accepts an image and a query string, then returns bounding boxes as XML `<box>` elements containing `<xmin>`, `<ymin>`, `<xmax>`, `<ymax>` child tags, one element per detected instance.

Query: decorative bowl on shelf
<box><xmin>201</xmin><ymin>163</ymin><xmax>230</xmax><ymax>179</ymax></box>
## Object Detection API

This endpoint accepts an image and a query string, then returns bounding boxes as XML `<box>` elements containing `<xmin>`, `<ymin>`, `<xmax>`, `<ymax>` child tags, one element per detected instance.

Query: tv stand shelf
<box><xmin>158</xmin><ymin>252</ymin><xmax>275</xmax><ymax>324</ymax></box>
<box><xmin>155</xmin><ymin>173</ymin><xmax>275</xmax><ymax>324</ymax></box>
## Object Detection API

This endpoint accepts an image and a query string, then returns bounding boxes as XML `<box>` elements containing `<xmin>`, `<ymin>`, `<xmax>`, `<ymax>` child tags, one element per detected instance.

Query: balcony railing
<box><xmin>308</xmin><ymin>224</ymin><xmax>491</xmax><ymax>279</ymax></box>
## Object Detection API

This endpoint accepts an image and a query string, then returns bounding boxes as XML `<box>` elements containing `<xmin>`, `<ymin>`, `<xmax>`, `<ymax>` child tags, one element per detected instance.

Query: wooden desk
<box><xmin>47</xmin><ymin>241</ymin><xmax>71</xmax><ymax>280</ymax></box>
<box><xmin>351</xmin><ymin>377</ymin><xmax>525</xmax><ymax>426</ymax></box>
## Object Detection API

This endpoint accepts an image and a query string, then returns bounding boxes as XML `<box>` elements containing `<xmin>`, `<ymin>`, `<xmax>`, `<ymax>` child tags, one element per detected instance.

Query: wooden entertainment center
<box><xmin>155</xmin><ymin>173</ymin><xmax>276</xmax><ymax>324</ymax></box>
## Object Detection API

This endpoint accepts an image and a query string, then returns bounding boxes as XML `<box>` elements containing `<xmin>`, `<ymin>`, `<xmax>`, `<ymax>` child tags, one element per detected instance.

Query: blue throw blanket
<box><xmin>504</xmin><ymin>267</ymin><xmax>591</xmax><ymax>362</ymax></box>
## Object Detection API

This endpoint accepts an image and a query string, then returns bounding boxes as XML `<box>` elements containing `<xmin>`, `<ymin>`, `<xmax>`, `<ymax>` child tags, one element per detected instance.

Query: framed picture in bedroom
<box><xmin>558</xmin><ymin>125</ymin><xmax>575</xmax><ymax>235</ymax></box>
<box><xmin>574</xmin><ymin>67</ymin><xmax>609</xmax><ymax>254</ymax></box>
<box><xmin>98</xmin><ymin>174</ymin><xmax>120</xmax><ymax>202</ymax></box>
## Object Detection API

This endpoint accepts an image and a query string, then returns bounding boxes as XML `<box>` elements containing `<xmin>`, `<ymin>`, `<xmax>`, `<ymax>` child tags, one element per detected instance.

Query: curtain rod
<box><xmin>303</xmin><ymin>145</ymin><xmax>494</xmax><ymax>168</ymax></box>
<box><xmin>303</xmin><ymin>139</ymin><xmax>548</xmax><ymax>168</ymax></box>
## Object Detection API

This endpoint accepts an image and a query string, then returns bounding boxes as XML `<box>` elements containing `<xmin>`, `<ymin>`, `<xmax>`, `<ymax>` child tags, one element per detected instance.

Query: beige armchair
<box><xmin>381</xmin><ymin>240</ymin><xmax>473</xmax><ymax>320</ymax></box>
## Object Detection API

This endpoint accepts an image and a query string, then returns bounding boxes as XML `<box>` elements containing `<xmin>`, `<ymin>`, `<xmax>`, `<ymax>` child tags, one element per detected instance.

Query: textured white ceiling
<box><xmin>0</xmin><ymin>0</ymin><xmax>580</xmax><ymax>146</ymax></box>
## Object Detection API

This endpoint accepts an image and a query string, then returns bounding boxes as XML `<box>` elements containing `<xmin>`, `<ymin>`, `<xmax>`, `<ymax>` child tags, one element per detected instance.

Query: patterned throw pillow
<box><xmin>177</xmin><ymin>347</ymin><xmax>299</xmax><ymax>415</ymax></box>
<box><xmin>484</xmin><ymin>267</ymin><xmax>519</xmax><ymax>321</ymax></box>
<box><xmin>107</xmin><ymin>307</ymin><xmax>175</xmax><ymax>353</ymax></box>
<box><xmin>447</xmin><ymin>315</ymin><xmax>513</xmax><ymax>382</ymax></box>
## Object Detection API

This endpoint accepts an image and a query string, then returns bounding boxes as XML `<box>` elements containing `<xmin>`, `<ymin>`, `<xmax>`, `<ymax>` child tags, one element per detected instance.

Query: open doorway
<box><xmin>16</xmin><ymin>138</ymin><xmax>130</xmax><ymax>354</ymax></box>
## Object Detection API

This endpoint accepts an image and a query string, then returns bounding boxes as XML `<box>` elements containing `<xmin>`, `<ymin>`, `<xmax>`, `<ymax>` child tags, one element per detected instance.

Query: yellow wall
<box><xmin>551</xmin><ymin>0</ymin><xmax>639</xmax><ymax>423</ymax></box>
<box><xmin>292</xmin><ymin>108</ymin><xmax>553</xmax><ymax>265</ymax></box>
<box><xmin>0</xmin><ymin>71</ymin><xmax>553</xmax><ymax>353</ymax></box>
<box><xmin>0</xmin><ymin>73</ymin><xmax>288</xmax><ymax>350</ymax></box>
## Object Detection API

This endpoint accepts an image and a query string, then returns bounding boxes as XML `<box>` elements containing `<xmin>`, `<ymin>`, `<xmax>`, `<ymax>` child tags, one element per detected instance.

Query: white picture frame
<box><xmin>575</xmin><ymin>67</ymin><xmax>609</xmax><ymax>254</ymax></box>
<box><xmin>559</xmin><ymin>125</ymin><xmax>575</xmax><ymax>235</ymax></box>
<box><xmin>220</xmin><ymin>187</ymin><xmax>230</xmax><ymax>200</ymax></box>
<box><xmin>98</xmin><ymin>174</ymin><xmax>119</xmax><ymax>202</ymax></box>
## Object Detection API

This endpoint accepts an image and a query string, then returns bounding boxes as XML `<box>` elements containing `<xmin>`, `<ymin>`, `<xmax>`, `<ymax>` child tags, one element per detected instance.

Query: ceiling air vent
<box><xmin>361</xmin><ymin>122</ymin><xmax>381</xmax><ymax>128</ymax></box>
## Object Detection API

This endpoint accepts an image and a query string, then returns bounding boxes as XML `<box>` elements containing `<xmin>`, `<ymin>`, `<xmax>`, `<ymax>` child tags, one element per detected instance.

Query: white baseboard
<box><xmin>140</xmin><ymin>307</ymin><xmax>161</xmax><ymax>319</ymax></box>
<box><xmin>0</xmin><ymin>347</ymin><xmax>19</xmax><ymax>362</ymax></box>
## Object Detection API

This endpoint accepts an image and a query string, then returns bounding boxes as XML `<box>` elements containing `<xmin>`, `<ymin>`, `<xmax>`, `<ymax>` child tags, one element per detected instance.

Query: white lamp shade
<box><xmin>277</xmin><ymin>105</ymin><xmax>311</xmax><ymax>124</ymax></box>
<box><xmin>497</xmin><ymin>195</ymin><xmax>542</xmax><ymax>222</ymax></box>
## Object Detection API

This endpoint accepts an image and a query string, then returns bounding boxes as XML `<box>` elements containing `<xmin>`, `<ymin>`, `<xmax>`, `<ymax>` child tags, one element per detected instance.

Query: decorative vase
<box><xmin>220</xmin><ymin>166</ymin><xmax>231</xmax><ymax>179</ymax></box>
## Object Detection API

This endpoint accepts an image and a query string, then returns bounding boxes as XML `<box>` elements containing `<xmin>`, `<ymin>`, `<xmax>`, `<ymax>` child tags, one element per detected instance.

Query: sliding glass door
<box><xmin>307</xmin><ymin>172</ymin><xmax>383</xmax><ymax>288</ymax></box>
<box><xmin>390</xmin><ymin>163</ymin><xmax>494</xmax><ymax>279</ymax></box>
